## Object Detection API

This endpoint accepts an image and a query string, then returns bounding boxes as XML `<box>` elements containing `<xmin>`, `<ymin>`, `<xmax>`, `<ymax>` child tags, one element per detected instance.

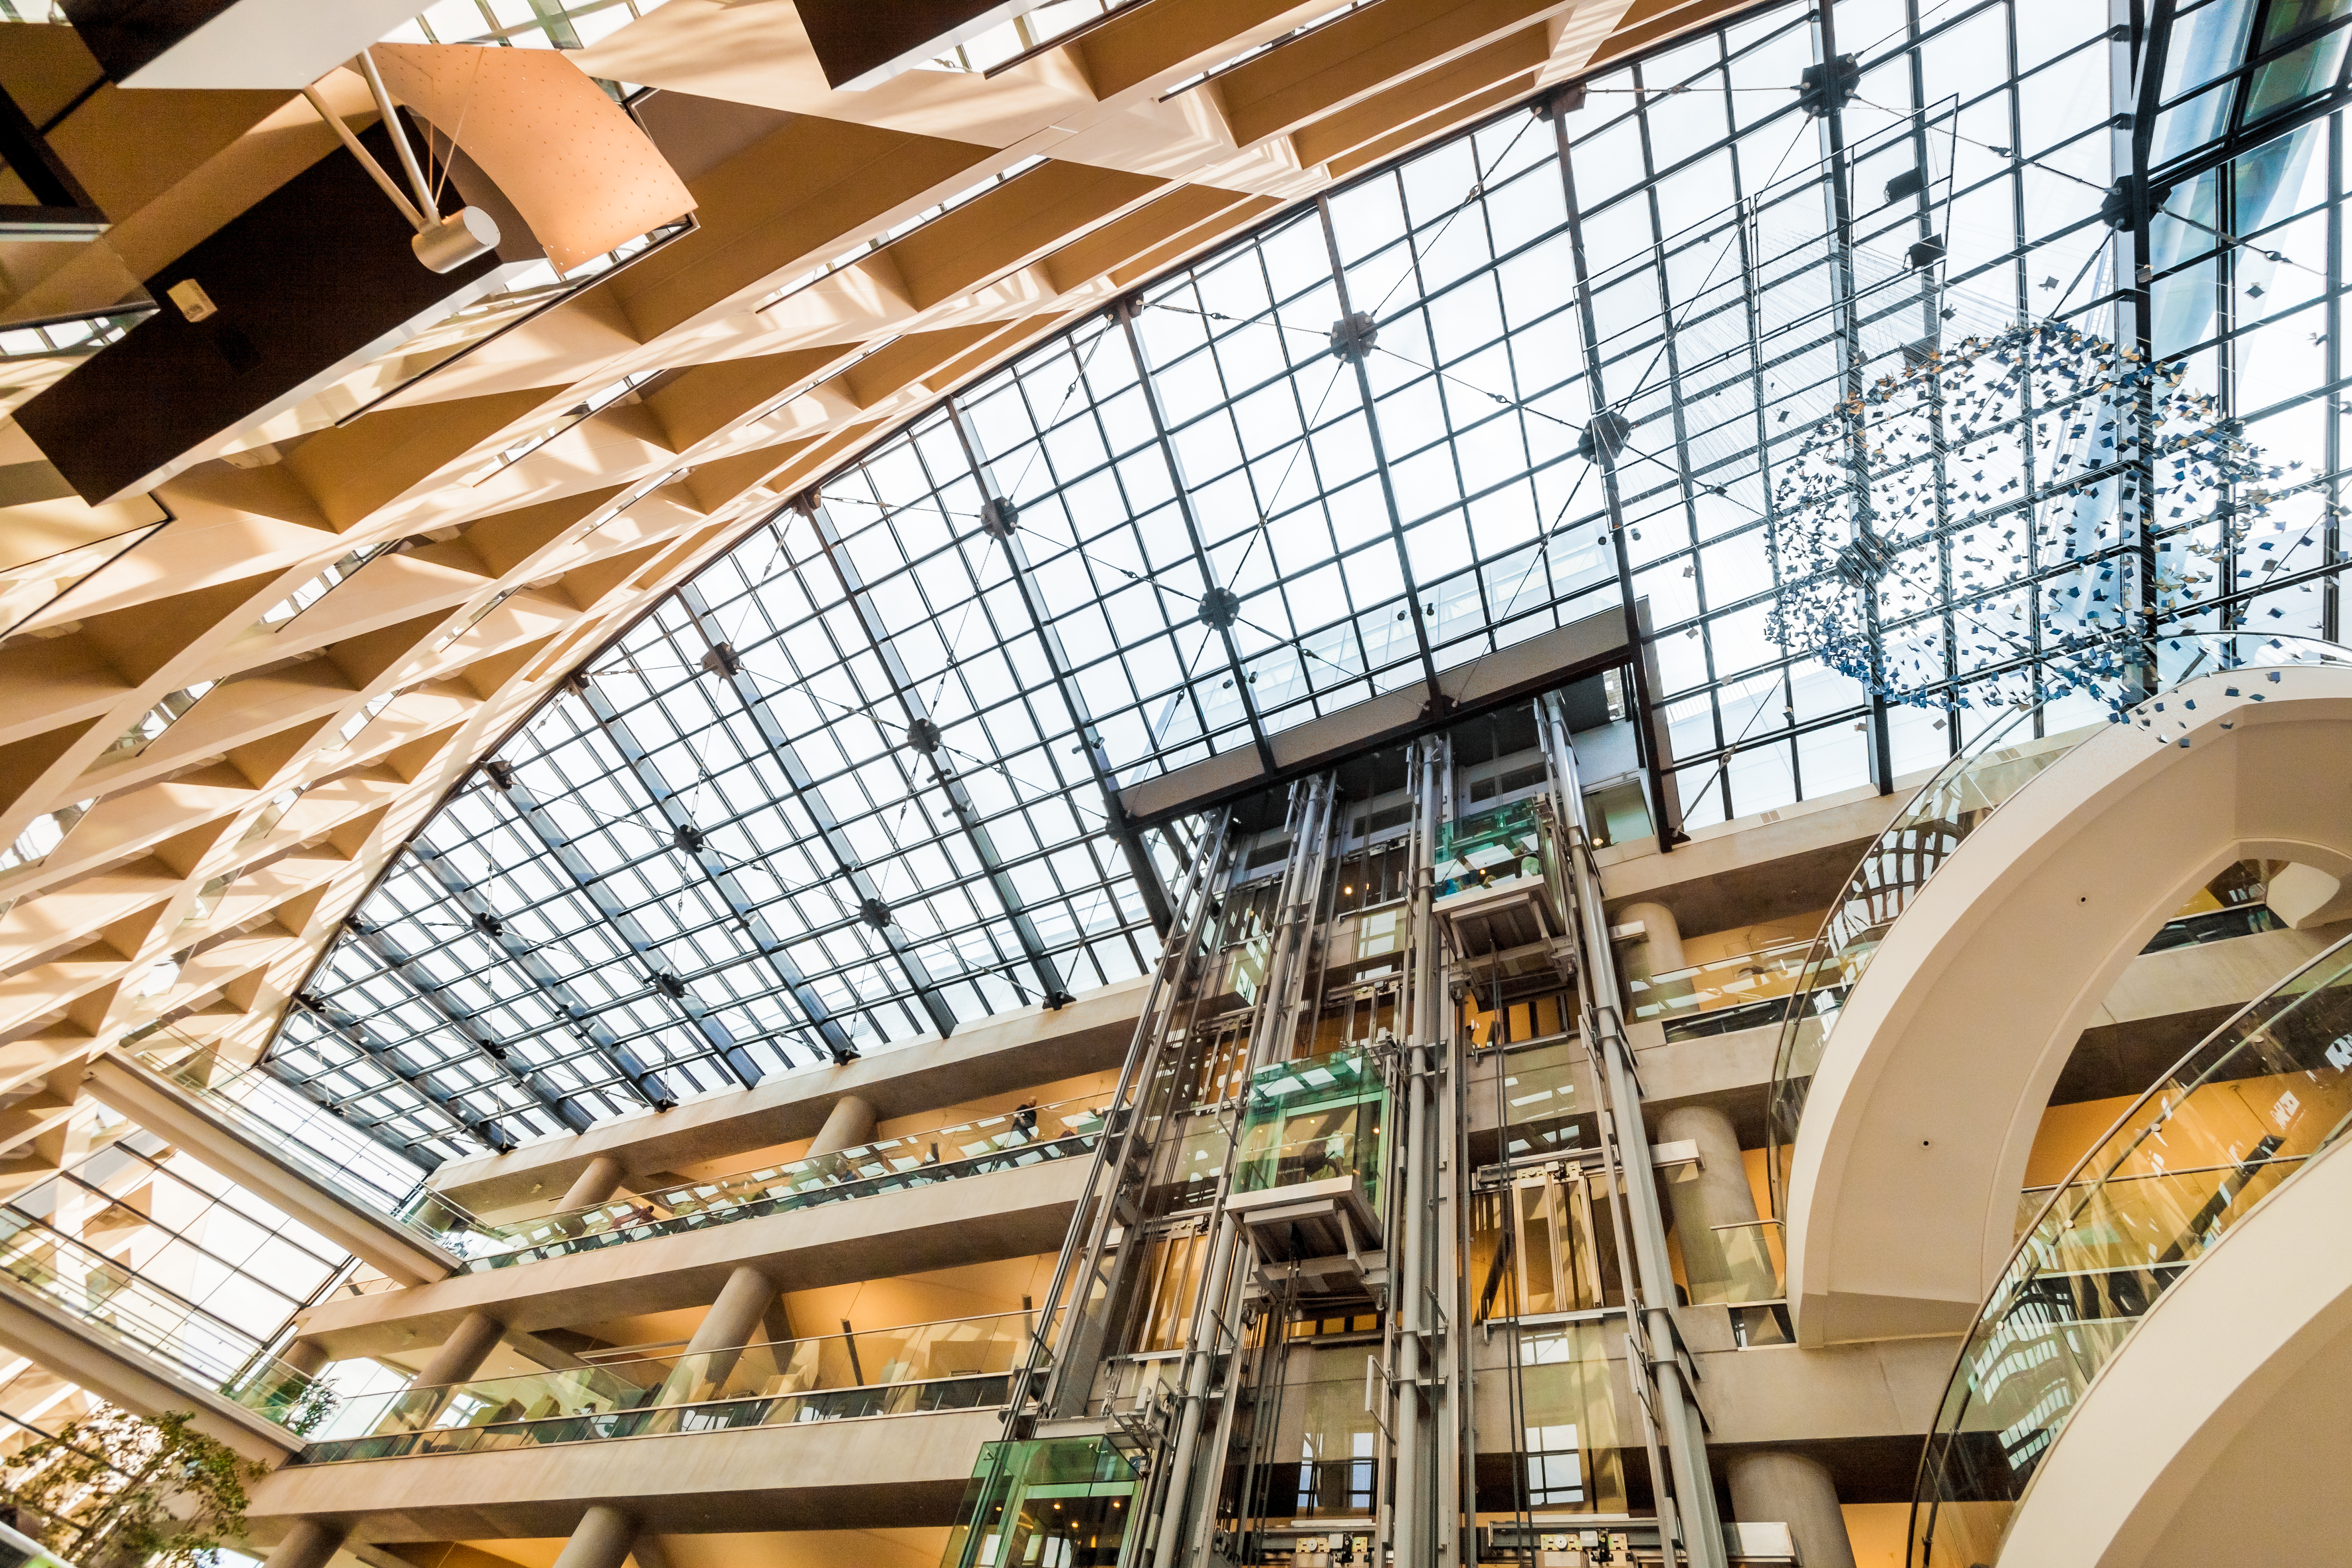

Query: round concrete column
<box><xmin>1618</xmin><ymin>900</ymin><xmax>1685</xmax><ymax>976</ymax></box>
<box><xmin>1657</xmin><ymin>1103</ymin><xmax>1763</xmax><ymax>1304</ymax></box>
<box><xmin>559</xmin><ymin>1154</ymin><xmax>627</xmax><ymax>1211</ymax></box>
<box><xmin>656</xmin><ymin>1264</ymin><xmax>780</xmax><ymax>1407</ymax></box>
<box><xmin>1727</xmin><ymin>1451</ymin><xmax>1856</xmax><ymax>1568</ymax></box>
<box><xmin>411</xmin><ymin>1309</ymin><xmax>504</xmax><ymax>1388</ymax></box>
<box><xmin>263</xmin><ymin>1520</ymin><xmax>348</xmax><ymax>1568</ymax></box>
<box><xmin>691</xmin><ymin>1265</ymin><xmax>780</xmax><ymax>1355</ymax></box>
<box><xmin>806</xmin><ymin>1095</ymin><xmax>876</xmax><ymax>1157</ymax></box>
<box><xmin>280</xmin><ymin>1338</ymin><xmax>330</xmax><ymax>1377</ymax></box>
<box><xmin>552</xmin><ymin>1506</ymin><xmax>641</xmax><ymax>1568</ymax></box>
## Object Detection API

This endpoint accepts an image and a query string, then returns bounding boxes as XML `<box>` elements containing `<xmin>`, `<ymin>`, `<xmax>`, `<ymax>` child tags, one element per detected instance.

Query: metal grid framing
<box><xmin>272</xmin><ymin>0</ymin><xmax>2352</xmax><ymax>1160</ymax></box>
<box><xmin>2137</xmin><ymin>0</ymin><xmax>2352</xmax><ymax>648</ymax></box>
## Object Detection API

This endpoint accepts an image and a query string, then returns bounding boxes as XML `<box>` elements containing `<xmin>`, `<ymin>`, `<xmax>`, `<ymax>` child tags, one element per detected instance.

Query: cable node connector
<box><xmin>1796</xmin><ymin>54</ymin><xmax>1859</xmax><ymax>117</ymax></box>
<box><xmin>1327</xmin><ymin>310</ymin><xmax>1378</xmax><ymax>362</ymax></box>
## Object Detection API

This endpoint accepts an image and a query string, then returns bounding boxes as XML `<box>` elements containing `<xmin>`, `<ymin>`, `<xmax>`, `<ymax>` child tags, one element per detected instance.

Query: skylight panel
<box><xmin>274</xmin><ymin>0</ymin><xmax>2217</xmax><ymax>1154</ymax></box>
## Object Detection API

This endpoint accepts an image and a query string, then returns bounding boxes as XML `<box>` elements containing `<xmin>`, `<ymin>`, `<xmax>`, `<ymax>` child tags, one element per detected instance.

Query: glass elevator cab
<box><xmin>1227</xmin><ymin>1044</ymin><xmax>1388</xmax><ymax>1289</ymax></box>
<box><xmin>943</xmin><ymin>1438</ymin><xmax>1139</xmax><ymax>1568</ymax></box>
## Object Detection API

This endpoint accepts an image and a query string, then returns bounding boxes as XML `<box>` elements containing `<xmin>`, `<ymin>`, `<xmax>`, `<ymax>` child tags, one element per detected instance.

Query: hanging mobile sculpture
<box><xmin>1764</xmin><ymin>320</ymin><xmax>2288</xmax><ymax>713</ymax></box>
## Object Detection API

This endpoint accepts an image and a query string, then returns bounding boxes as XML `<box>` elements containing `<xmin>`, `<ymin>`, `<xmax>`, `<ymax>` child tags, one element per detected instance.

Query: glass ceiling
<box><xmin>266</xmin><ymin>0</ymin><xmax>2352</xmax><ymax>1165</ymax></box>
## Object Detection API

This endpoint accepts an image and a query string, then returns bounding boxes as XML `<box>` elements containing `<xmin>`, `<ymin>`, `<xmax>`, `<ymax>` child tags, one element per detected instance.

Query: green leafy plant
<box><xmin>2</xmin><ymin>1407</ymin><xmax>263</xmax><ymax>1568</ymax></box>
<box><xmin>268</xmin><ymin>1377</ymin><xmax>339</xmax><ymax>1439</ymax></box>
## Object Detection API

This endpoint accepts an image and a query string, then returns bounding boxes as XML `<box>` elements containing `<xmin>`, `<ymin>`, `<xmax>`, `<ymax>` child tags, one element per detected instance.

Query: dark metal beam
<box><xmin>1808</xmin><ymin>0</ymin><xmax>1898</xmax><ymax>794</ymax></box>
<box><xmin>344</xmin><ymin>918</ymin><xmax>601</xmax><ymax>1132</ymax></box>
<box><xmin>770</xmin><ymin>507</ymin><xmax>1078</xmax><ymax>1000</ymax></box>
<box><xmin>405</xmin><ymin>840</ymin><xmax>705</xmax><ymax>1105</ymax></box>
<box><xmin>574</xmin><ymin>663</ymin><xmax>954</xmax><ymax>1046</ymax></box>
<box><xmin>481</xmin><ymin>758</ymin><xmax>848</xmax><ymax>1071</ymax></box>
<box><xmin>248</xmin><ymin>1050</ymin><xmax>447</xmax><ymax>1173</ymax></box>
<box><xmin>1548</xmin><ymin>97</ymin><xmax>1684</xmax><ymax>849</ymax></box>
<box><xmin>1311</xmin><ymin>195</ymin><xmax>1449</xmax><ymax>714</ymax></box>
<box><xmin>1096</xmin><ymin>302</ymin><xmax>1282</xmax><ymax>782</ymax></box>
<box><xmin>284</xmin><ymin>990</ymin><xmax>518</xmax><ymax>1153</ymax></box>
<box><xmin>941</xmin><ymin>371</ymin><xmax>1178</xmax><ymax>937</ymax></box>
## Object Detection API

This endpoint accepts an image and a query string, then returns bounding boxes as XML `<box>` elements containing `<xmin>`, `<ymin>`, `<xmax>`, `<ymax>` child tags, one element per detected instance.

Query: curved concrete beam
<box><xmin>1786</xmin><ymin>664</ymin><xmax>2352</xmax><ymax>1345</ymax></box>
<box><xmin>2000</xmin><ymin>1136</ymin><xmax>2352</xmax><ymax>1568</ymax></box>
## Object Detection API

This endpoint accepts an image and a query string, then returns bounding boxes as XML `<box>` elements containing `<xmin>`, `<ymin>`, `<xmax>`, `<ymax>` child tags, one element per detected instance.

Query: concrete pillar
<box><xmin>1727</xmin><ymin>1452</ymin><xmax>1857</xmax><ymax>1568</ymax></box>
<box><xmin>691</xmin><ymin>1265</ymin><xmax>780</xmax><ymax>1355</ymax></box>
<box><xmin>552</xmin><ymin>1505</ymin><xmax>640</xmax><ymax>1568</ymax></box>
<box><xmin>390</xmin><ymin>1308</ymin><xmax>505</xmax><ymax>1430</ymax></box>
<box><xmin>1658</xmin><ymin>1104</ymin><xmax>1764</xmax><ymax>1304</ymax></box>
<box><xmin>1619</xmin><ymin>899</ymin><xmax>1685</xmax><ymax>975</ymax></box>
<box><xmin>263</xmin><ymin>1519</ymin><xmax>348</xmax><ymax>1568</ymax></box>
<box><xmin>761</xmin><ymin>1295</ymin><xmax>796</xmax><ymax>1347</ymax></box>
<box><xmin>410</xmin><ymin>1309</ymin><xmax>504</xmax><ymax>1389</ymax></box>
<box><xmin>558</xmin><ymin>1154</ymin><xmax>627</xmax><ymax>1210</ymax></box>
<box><xmin>806</xmin><ymin>1095</ymin><xmax>876</xmax><ymax>1157</ymax></box>
<box><xmin>656</xmin><ymin>1264</ymin><xmax>778</xmax><ymax>1407</ymax></box>
<box><xmin>280</xmin><ymin>1338</ymin><xmax>330</xmax><ymax>1377</ymax></box>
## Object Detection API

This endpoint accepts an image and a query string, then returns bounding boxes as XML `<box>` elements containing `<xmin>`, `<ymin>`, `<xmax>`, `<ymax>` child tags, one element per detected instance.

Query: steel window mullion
<box><xmin>944</xmin><ymin>374</ymin><xmax>1179</xmax><ymax>936</ymax></box>
<box><xmin>491</xmin><ymin>728</ymin><xmax>849</xmax><ymax>1070</ymax></box>
<box><xmin>626</xmin><ymin>612</ymin><xmax>959</xmax><ymax>1043</ymax></box>
<box><xmin>2326</xmin><ymin>108</ymin><xmax>2343</xmax><ymax>640</ymax></box>
<box><xmin>1811</xmin><ymin>0</ymin><xmax>1900</xmax><ymax>790</ymax></box>
<box><xmin>782</xmin><ymin>500</ymin><xmax>1078</xmax><ymax>1004</ymax></box>
<box><xmin>1551</xmin><ymin>98</ymin><xmax>1683</xmax><ymax>843</ymax></box>
<box><xmin>1637</xmin><ymin>62</ymin><xmax>1743</xmax><ymax>811</ymax></box>
<box><xmin>1312</xmin><ymin>191</ymin><xmax>1452</xmax><ymax>709</ymax></box>
<box><xmin>287</xmin><ymin>993</ymin><xmax>516</xmax><ymax>1152</ymax></box>
<box><xmin>567</xmin><ymin>672</ymin><xmax>886</xmax><ymax>1058</ymax></box>
<box><xmin>256</xmin><ymin>1049</ymin><xmax>454</xmax><ymax>1168</ymax></box>
<box><xmin>403</xmin><ymin>841</ymin><xmax>691</xmax><ymax>1104</ymax></box>
<box><xmin>1095</xmin><ymin>302</ymin><xmax>1281</xmax><ymax>776</ymax></box>
<box><xmin>344</xmin><ymin>920</ymin><xmax>602</xmax><ymax>1130</ymax></box>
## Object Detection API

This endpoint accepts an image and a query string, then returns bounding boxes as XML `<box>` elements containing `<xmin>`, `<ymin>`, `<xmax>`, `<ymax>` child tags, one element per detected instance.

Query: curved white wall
<box><xmin>1999</xmin><ymin>1134</ymin><xmax>2352</xmax><ymax>1568</ymax></box>
<box><xmin>1785</xmin><ymin>664</ymin><xmax>2352</xmax><ymax>1345</ymax></box>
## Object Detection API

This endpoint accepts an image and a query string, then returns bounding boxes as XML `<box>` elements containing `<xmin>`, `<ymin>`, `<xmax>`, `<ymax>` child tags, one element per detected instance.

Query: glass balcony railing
<box><xmin>1626</xmin><ymin>939</ymin><xmax>1815</xmax><ymax>1041</ymax></box>
<box><xmin>129</xmin><ymin>1026</ymin><xmax>1106</xmax><ymax>1278</ymax></box>
<box><xmin>0</xmin><ymin>1209</ymin><xmax>326</xmax><ymax>1431</ymax></box>
<box><xmin>125</xmin><ymin>1029</ymin><xmax>491</xmax><ymax>1260</ymax></box>
<box><xmin>1674</xmin><ymin>1217</ymin><xmax>1786</xmax><ymax>1308</ymax></box>
<box><xmin>295</xmin><ymin>1309</ymin><xmax>1049</xmax><ymax>1465</ymax></box>
<box><xmin>1766</xmin><ymin>633</ymin><xmax>2352</xmax><ymax>1210</ymax></box>
<box><xmin>1910</xmin><ymin>929</ymin><xmax>2352</xmax><ymax>1567</ymax></box>
<box><xmin>456</xmin><ymin>1094</ymin><xmax>1111</xmax><ymax>1272</ymax></box>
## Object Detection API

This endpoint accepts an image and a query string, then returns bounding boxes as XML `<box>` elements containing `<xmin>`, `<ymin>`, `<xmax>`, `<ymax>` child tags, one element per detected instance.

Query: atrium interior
<box><xmin>0</xmin><ymin>1</ymin><xmax>2348</xmax><ymax>1568</ymax></box>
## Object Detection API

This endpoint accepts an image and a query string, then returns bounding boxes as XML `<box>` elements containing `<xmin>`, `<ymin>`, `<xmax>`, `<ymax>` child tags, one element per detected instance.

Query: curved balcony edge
<box><xmin>1783</xmin><ymin>657</ymin><xmax>2352</xmax><ymax>1346</ymax></box>
<box><xmin>1924</xmin><ymin>1127</ymin><xmax>2352</xmax><ymax>1568</ymax></box>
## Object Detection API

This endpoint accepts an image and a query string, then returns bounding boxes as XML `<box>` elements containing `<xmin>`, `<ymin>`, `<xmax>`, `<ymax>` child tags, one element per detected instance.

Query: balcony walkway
<box><xmin>294</xmin><ymin>1149</ymin><xmax>1091</xmax><ymax>1358</ymax></box>
<box><xmin>426</xmin><ymin>976</ymin><xmax>1147</xmax><ymax>1214</ymax></box>
<box><xmin>245</xmin><ymin>1402</ymin><xmax>999</xmax><ymax>1539</ymax></box>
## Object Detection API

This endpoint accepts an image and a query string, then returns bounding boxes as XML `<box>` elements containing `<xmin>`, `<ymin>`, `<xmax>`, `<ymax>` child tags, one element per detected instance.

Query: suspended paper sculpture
<box><xmin>1764</xmin><ymin>321</ymin><xmax>2287</xmax><ymax>712</ymax></box>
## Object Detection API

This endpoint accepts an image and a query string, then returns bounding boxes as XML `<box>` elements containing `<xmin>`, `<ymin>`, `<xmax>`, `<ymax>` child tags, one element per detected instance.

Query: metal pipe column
<box><xmin>1389</xmin><ymin>739</ymin><xmax>1447</xmax><ymax>1563</ymax></box>
<box><xmin>1156</xmin><ymin>780</ymin><xmax>1335</xmax><ymax>1568</ymax></box>
<box><xmin>1545</xmin><ymin>693</ymin><xmax>1727</xmax><ymax>1568</ymax></box>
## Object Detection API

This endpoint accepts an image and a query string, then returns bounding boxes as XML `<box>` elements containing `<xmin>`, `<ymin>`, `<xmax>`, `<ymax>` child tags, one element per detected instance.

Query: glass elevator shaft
<box><xmin>946</xmin><ymin>688</ymin><xmax>1724</xmax><ymax>1568</ymax></box>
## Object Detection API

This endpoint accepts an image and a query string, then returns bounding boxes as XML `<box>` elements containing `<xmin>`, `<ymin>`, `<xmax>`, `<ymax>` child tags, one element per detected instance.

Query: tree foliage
<box><xmin>3</xmin><ymin>1407</ymin><xmax>263</xmax><ymax>1568</ymax></box>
